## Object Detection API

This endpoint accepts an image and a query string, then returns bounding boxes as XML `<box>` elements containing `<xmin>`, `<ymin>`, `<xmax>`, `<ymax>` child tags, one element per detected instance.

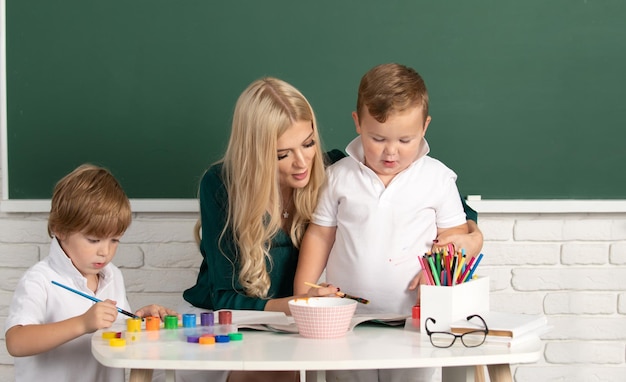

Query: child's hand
<box><xmin>135</xmin><ymin>305</ymin><xmax>179</xmax><ymax>321</ymax></box>
<box><xmin>82</xmin><ymin>300</ymin><xmax>119</xmax><ymax>333</ymax></box>
<box><xmin>407</xmin><ymin>270</ymin><xmax>429</xmax><ymax>306</ymax></box>
<box><xmin>306</xmin><ymin>283</ymin><xmax>340</xmax><ymax>298</ymax></box>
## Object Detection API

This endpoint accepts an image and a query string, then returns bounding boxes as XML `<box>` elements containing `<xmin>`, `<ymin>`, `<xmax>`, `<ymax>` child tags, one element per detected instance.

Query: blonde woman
<box><xmin>180</xmin><ymin>78</ymin><xmax>342</xmax><ymax>382</ymax></box>
<box><xmin>183</xmin><ymin>77</ymin><xmax>340</xmax><ymax>314</ymax></box>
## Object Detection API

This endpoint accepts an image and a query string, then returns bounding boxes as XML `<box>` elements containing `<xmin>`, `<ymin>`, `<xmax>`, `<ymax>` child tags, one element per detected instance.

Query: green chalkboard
<box><xmin>6</xmin><ymin>0</ymin><xmax>626</xmax><ymax>199</ymax></box>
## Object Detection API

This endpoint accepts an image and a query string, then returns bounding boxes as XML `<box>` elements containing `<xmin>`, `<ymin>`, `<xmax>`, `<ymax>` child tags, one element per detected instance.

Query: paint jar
<box><xmin>182</xmin><ymin>313</ymin><xmax>197</xmax><ymax>328</ymax></box>
<box><xmin>145</xmin><ymin>316</ymin><xmax>160</xmax><ymax>331</ymax></box>
<box><xmin>126</xmin><ymin>317</ymin><xmax>142</xmax><ymax>332</ymax></box>
<box><xmin>412</xmin><ymin>305</ymin><xmax>421</xmax><ymax>329</ymax></box>
<box><xmin>218</xmin><ymin>310</ymin><xmax>232</xmax><ymax>325</ymax></box>
<box><xmin>201</xmin><ymin>311</ymin><xmax>214</xmax><ymax>326</ymax></box>
<box><xmin>164</xmin><ymin>315</ymin><xmax>178</xmax><ymax>329</ymax></box>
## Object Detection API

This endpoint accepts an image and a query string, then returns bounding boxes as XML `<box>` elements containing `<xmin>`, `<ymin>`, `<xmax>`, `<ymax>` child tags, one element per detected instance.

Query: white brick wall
<box><xmin>0</xmin><ymin>213</ymin><xmax>624</xmax><ymax>381</ymax></box>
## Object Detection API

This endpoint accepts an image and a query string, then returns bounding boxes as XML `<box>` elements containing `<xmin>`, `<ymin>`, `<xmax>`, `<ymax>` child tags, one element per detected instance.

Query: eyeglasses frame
<box><xmin>424</xmin><ymin>314</ymin><xmax>489</xmax><ymax>348</ymax></box>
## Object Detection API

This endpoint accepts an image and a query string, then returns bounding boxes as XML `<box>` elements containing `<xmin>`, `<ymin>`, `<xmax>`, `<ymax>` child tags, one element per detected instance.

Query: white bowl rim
<box><xmin>288</xmin><ymin>297</ymin><xmax>357</xmax><ymax>307</ymax></box>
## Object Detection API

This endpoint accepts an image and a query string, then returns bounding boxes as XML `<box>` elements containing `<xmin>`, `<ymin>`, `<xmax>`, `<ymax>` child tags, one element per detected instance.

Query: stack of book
<box><xmin>449</xmin><ymin>311</ymin><xmax>549</xmax><ymax>348</ymax></box>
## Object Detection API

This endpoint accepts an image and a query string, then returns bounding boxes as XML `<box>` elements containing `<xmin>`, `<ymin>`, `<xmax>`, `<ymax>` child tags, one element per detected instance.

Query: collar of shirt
<box><xmin>48</xmin><ymin>236</ymin><xmax>114</xmax><ymax>293</ymax></box>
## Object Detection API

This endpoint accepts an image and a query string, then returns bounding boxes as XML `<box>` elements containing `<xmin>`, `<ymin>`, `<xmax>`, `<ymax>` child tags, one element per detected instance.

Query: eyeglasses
<box><xmin>425</xmin><ymin>314</ymin><xmax>489</xmax><ymax>348</ymax></box>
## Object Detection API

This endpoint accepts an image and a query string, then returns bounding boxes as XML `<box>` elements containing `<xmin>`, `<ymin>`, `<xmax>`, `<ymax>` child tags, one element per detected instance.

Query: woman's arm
<box><xmin>433</xmin><ymin>194</ymin><xmax>483</xmax><ymax>258</ymax></box>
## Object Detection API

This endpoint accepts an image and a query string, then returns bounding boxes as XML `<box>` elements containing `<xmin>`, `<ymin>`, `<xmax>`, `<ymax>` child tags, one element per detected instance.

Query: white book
<box><xmin>450</xmin><ymin>311</ymin><xmax>548</xmax><ymax>338</ymax></box>
<box><xmin>482</xmin><ymin>324</ymin><xmax>550</xmax><ymax>346</ymax></box>
<box><xmin>481</xmin><ymin>332</ymin><xmax>542</xmax><ymax>348</ymax></box>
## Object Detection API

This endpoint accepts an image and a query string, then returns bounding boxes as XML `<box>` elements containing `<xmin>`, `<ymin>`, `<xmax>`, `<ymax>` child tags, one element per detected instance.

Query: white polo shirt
<box><xmin>313</xmin><ymin>137</ymin><xmax>466</xmax><ymax>315</ymax></box>
<box><xmin>5</xmin><ymin>237</ymin><xmax>129</xmax><ymax>382</ymax></box>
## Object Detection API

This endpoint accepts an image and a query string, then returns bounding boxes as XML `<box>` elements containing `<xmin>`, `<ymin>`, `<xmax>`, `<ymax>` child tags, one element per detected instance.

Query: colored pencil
<box><xmin>465</xmin><ymin>253</ymin><xmax>484</xmax><ymax>281</ymax></box>
<box><xmin>450</xmin><ymin>255</ymin><xmax>458</xmax><ymax>286</ymax></box>
<box><xmin>456</xmin><ymin>254</ymin><xmax>467</xmax><ymax>283</ymax></box>
<box><xmin>457</xmin><ymin>256</ymin><xmax>476</xmax><ymax>284</ymax></box>
<box><xmin>418</xmin><ymin>256</ymin><xmax>434</xmax><ymax>285</ymax></box>
<box><xmin>444</xmin><ymin>252</ymin><xmax>451</xmax><ymax>286</ymax></box>
<box><xmin>426</xmin><ymin>254</ymin><xmax>441</xmax><ymax>286</ymax></box>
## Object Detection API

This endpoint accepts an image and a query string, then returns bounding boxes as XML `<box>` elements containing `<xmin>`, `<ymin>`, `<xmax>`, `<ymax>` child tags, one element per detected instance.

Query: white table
<box><xmin>92</xmin><ymin>323</ymin><xmax>541</xmax><ymax>382</ymax></box>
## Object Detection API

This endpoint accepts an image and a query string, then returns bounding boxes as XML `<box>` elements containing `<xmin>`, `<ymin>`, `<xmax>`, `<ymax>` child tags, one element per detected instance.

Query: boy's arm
<box><xmin>293</xmin><ymin>223</ymin><xmax>337</xmax><ymax>295</ymax></box>
<box><xmin>265</xmin><ymin>223</ymin><xmax>337</xmax><ymax>314</ymax></box>
<box><xmin>5</xmin><ymin>300</ymin><xmax>118</xmax><ymax>357</ymax></box>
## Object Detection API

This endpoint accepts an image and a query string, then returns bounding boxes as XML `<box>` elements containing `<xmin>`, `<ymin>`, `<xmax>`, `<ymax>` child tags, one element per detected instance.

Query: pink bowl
<box><xmin>288</xmin><ymin>297</ymin><xmax>357</xmax><ymax>339</ymax></box>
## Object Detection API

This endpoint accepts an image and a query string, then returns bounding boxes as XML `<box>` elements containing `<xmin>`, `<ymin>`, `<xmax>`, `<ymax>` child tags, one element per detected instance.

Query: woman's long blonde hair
<box><xmin>196</xmin><ymin>77</ymin><xmax>326</xmax><ymax>298</ymax></box>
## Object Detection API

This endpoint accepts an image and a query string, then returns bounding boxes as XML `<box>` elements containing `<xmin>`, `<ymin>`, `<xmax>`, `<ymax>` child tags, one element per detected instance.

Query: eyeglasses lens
<box><xmin>430</xmin><ymin>332</ymin><xmax>457</xmax><ymax>348</ymax></box>
<box><xmin>460</xmin><ymin>331</ymin><xmax>486</xmax><ymax>347</ymax></box>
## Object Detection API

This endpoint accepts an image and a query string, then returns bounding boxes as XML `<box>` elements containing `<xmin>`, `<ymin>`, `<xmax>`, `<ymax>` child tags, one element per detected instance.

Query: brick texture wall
<box><xmin>1</xmin><ymin>212</ymin><xmax>625</xmax><ymax>381</ymax></box>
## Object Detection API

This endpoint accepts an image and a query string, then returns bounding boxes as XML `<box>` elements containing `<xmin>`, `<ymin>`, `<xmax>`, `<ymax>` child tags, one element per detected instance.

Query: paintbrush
<box><xmin>52</xmin><ymin>280</ymin><xmax>143</xmax><ymax>320</ymax></box>
<box><xmin>304</xmin><ymin>282</ymin><xmax>370</xmax><ymax>304</ymax></box>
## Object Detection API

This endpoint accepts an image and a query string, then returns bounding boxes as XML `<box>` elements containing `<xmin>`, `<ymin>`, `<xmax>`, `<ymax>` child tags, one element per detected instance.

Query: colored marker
<box><xmin>51</xmin><ymin>280</ymin><xmax>143</xmax><ymax>320</ymax></box>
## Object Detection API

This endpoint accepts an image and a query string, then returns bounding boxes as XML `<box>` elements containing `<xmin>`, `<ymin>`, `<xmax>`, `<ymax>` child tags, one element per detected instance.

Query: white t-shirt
<box><xmin>313</xmin><ymin>137</ymin><xmax>466</xmax><ymax>315</ymax></box>
<box><xmin>5</xmin><ymin>237</ymin><xmax>129</xmax><ymax>382</ymax></box>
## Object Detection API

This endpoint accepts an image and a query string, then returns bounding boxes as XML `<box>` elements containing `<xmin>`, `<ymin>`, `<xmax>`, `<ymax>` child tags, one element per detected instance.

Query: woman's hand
<box><xmin>433</xmin><ymin>220</ymin><xmax>483</xmax><ymax>259</ymax></box>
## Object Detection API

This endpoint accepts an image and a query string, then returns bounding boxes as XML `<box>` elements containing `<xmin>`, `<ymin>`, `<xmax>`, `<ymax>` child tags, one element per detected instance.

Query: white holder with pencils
<box><xmin>419</xmin><ymin>276</ymin><xmax>489</xmax><ymax>332</ymax></box>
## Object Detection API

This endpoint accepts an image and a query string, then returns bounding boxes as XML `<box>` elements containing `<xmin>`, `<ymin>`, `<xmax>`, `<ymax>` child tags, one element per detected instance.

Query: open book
<box><xmin>450</xmin><ymin>311</ymin><xmax>548</xmax><ymax>338</ymax></box>
<box><xmin>226</xmin><ymin>310</ymin><xmax>408</xmax><ymax>334</ymax></box>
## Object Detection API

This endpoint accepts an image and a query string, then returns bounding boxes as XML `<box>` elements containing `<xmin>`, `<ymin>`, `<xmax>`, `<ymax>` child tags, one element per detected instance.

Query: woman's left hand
<box><xmin>433</xmin><ymin>220</ymin><xmax>483</xmax><ymax>259</ymax></box>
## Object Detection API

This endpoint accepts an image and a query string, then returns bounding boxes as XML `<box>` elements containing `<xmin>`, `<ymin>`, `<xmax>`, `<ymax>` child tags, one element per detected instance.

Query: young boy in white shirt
<box><xmin>294</xmin><ymin>63</ymin><xmax>469</xmax><ymax>382</ymax></box>
<box><xmin>5</xmin><ymin>164</ymin><xmax>177</xmax><ymax>381</ymax></box>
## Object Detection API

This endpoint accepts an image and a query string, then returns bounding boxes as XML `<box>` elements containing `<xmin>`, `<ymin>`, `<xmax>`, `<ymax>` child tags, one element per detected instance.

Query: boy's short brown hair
<box><xmin>356</xmin><ymin>63</ymin><xmax>429</xmax><ymax>123</ymax></box>
<box><xmin>47</xmin><ymin>164</ymin><xmax>132</xmax><ymax>238</ymax></box>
